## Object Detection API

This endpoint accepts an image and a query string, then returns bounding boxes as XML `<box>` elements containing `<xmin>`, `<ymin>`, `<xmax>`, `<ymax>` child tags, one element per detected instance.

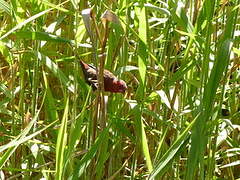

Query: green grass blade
<box><xmin>186</xmin><ymin>33</ymin><xmax>233</xmax><ymax>180</ymax></box>
<box><xmin>56</xmin><ymin>97</ymin><xmax>69</xmax><ymax>179</ymax></box>
<box><xmin>43</xmin><ymin>71</ymin><xmax>59</xmax><ymax>123</ymax></box>
<box><xmin>0</xmin><ymin>8</ymin><xmax>53</xmax><ymax>40</ymax></box>
<box><xmin>35</xmin><ymin>51</ymin><xmax>75</xmax><ymax>93</ymax></box>
<box><xmin>149</xmin><ymin>116</ymin><xmax>197</xmax><ymax>179</ymax></box>
<box><xmin>71</xmin><ymin>127</ymin><xmax>109</xmax><ymax>179</ymax></box>
<box><xmin>14</xmin><ymin>31</ymin><xmax>72</xmax><ymax>43</ymax></box>
<box><xmin>0</xmin><ymin>0</ymin><xmax>11</xmax><ymax>15</ymax></box>
<box><xmin>63</xmin><ymin>89</ymin><xmax>91</xmax><ymax>176</ymax></box>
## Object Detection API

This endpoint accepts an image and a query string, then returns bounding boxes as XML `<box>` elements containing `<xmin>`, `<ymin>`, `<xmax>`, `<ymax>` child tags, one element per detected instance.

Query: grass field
<box><xmin>0</xmin><ymin>0</ymin><xmax>240</xmax><ymax>179</ymax></box>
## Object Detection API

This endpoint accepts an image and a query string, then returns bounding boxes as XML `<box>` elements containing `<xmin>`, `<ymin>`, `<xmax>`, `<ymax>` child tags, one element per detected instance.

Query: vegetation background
<box><xmin>0</xmin><ymin>0</ymin><xmax>239</xmax><ymax>179</ymax></box>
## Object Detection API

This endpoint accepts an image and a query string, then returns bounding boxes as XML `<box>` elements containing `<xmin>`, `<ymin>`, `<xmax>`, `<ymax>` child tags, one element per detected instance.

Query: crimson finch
<box><xmin>80</xmin><ymin>60</ymin><xmax>127</xmax><ymax>93</ymax></box>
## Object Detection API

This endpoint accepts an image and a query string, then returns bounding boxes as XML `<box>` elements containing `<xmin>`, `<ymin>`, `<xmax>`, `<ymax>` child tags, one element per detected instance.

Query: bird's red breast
<box><xmin>80</xmin><ymin>60</ymin><xmax>127</xmax><ymax>93</ymax></box>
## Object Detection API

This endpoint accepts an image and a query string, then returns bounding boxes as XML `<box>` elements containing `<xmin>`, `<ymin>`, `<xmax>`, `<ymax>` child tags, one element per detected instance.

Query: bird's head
<box><xmin>112</xmin><ymin>79</ymin><xmax>127</xmax><ymax>93</ymax></box>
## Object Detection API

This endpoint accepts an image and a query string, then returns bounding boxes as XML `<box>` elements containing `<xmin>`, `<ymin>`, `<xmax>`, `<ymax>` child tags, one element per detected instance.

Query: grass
<box><xmin>0</xmin><ymin>0</ymin><xmax>240</xmax><ymax>179</ymax></box>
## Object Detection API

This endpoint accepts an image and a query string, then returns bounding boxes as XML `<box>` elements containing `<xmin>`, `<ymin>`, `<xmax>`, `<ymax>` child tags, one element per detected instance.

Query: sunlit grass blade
<box><xmin>34</xmin><ymin>51</ymin><xmax>75</xmax><ymax>93</ymax></box>
<box><xmin>134</xmin><ymin>3</ymin><xmax>153</xmax><ymax>173</ymax></box>
<box><xmin>0</xmin><ymin>83</ymin><xmax>12</xmax><ymax>98</ymax></box>
<box><xmin>0</xmin><ymin>0</ymin><xmax>11</xmax><ymax>15</ymax></box>
<box><xmin>56</xmin><ymin>97</ymin><xmax>69</xmax><ymax>179</ymax></box>
<box><xmin>96</xmin><ymin>131</ymin><xmax>109</xmax><ymax>180</ymax></box>
<box><xmin>14</xmin><ymin>31</ymin><xmax>72</xmax><ymax>43</ymax></box>
<box><xmin>43</xmin><ymin>71</ymin><xmax>59</xmax><ymax>123</ymax></box>
<box><xmin>0</xmin><ymin>93</ymin><xmax>48</xmax><ymax>168</ymax></box>
<box><xmin>0</xmin><ymin>8</ymin><xmax>53</xmax><ymax>41</ymax></box>
<box><xmin>135</xmin><ymin>5</ymin><xmax>147</xmax><ymax>88</ymax></box>
<box><xmin>149</xmin><ymin>116</ymin><xmax>197</xmax><ymax>179</ymax></box>
<box><xmin>134</xmin><ymin>105</ymin><xmax>153</xmax><ymax>174</ymax></box>
<box><xmin>169</xmin><ymin>0</ymin><xmax>193</xmax><ymax>33</ymax></box>
<box><xmin>0</xmin><ymin>91</ymin><xmax>44</xmax><ymax>154</ymax></box>
<box><xmin>140</xmin><ymin>115</ymin><xmax>153</xmax><ymax>172</ymax></box>
<box><xmin>0</xmin><ymin>119</ymin><xmax>57</xmax><ymax>168</ymax></box>
<box><xmin>71</xmin><ymin>127</ymin><xmax>109</xmax><ymax>179</ymax></box>
<box><xmin>186</xmin><ymin>37</ymin><xmax>233</xmax><ymax>180</ymax></box>
<box><xmin>63</xmin><ymin>89</ymin><xmax>91</xmax><ymax>176</ymax></box>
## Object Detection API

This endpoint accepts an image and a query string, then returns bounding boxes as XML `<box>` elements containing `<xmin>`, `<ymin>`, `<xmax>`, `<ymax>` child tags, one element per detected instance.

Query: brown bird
<box><xmin>80</xmin><ymin>60</ymin><xmax>127</xmax><ymax>93</ymax></box>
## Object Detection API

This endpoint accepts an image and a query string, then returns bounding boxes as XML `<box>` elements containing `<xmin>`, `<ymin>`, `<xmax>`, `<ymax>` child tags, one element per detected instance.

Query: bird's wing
<box><xmin>85</xmin><ymin>68</ymin><xmax>98</xmax><ymax>89</ymax></box>
<box><xmin>80</xmin><ymin>60</ymin><xmax>119</xmax><ymax>91</ymax></box>
<box><xmin>103</xmin><ymin>69</ymin><xmax>117</xmax><ymax>81</ymax></box>
<box><xmin>88</xmin><ymin>63</ymin><xmax>96</xmax><ymax>70</ymax></box>
<box><xmin>80</xmin><ymin>61</ymin><xmax>98</xmax><ymax>89</ymax></box>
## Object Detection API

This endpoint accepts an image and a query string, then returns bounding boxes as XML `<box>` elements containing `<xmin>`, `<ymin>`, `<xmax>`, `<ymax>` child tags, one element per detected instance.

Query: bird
<box><xmin>80</xmin><ymin>60</ymin><xmax>127</xmax><ymax>93</ymax></box>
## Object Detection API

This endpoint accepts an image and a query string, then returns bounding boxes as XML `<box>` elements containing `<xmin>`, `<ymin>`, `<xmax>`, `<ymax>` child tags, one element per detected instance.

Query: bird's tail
<box><xmin>79</xmin><ymin>60</ymin><xmax>89</xmax><ymax>70</ymax></box>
